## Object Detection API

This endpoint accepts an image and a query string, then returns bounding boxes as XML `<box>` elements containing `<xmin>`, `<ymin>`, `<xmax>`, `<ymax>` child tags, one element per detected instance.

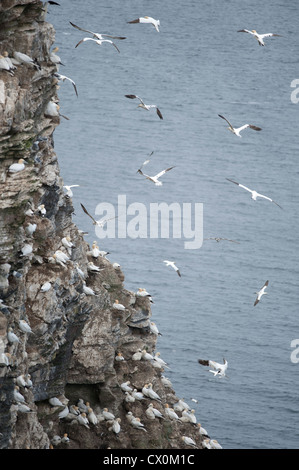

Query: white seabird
<box><xmin>81</xmin><ymin>203</ymin><xmax>118</xmax><ymax>227</ymax></box>
<box><xmin>125</xmin><ymin>94</ymin><xmax>163</xmax><ymax>119</ymax></box>
<box><xmin>13</xmin><ymin>386</ymin><xmax>26</xmax><ymax>403</ymax></box>
<box><xmin>13</xmin><ymin>51</ymin><xmax>41</xmax><ymax>70</ymax></box>
<box><xmin>147</xmin><ymin>403</ymin><xmax>164</xmax><ymax>420</ymax></box>
<box><xmin>49</xmin><ymin>397</ymin><xmax>64</xmax><ymax>407</ymax></box>
<box><xmin>137</xmin><ymin>166</ymin><xmax>175</xmax><ymax>186</ymax></box>
<box><xmin>70</xmin><ymin>21</ymin><xmax>126</xmax><ymax>40</ymax></box>
<box><xmin>74</xmin><ymin>37</ymin><xmax>121</xmax><ymax>53</ymax></box>
<box><xmin>198</xmin><ymin>358</ymin><xmax>228</xmax><ymax>377</ymax></box>
<box><xmin>0</xmin><ymin>53</ymin><xmax>16</xmax><ymax>75</ymax></box>
<box><xmin>63</xmin><ymin>184</ymin><xmax>80</xmax><ymax>197</ymax></box>
<box><xmin>238</xmin><ymin>29</ymin><xmax>282</xmax><ymax>46</ymax></box>
<box><xmin>137</xmin><ymin>151</ymin><xmax>154</xmax><ymax>173</ymax></box>
<box><xmin>53</xmin><ymin>72</ymin><xmax>78</xmax><ymax>97</ymax></box>
<box><xmin>41</xmin><ymin>281</ymin><xmax>52</xmax><ymax>292</ymax></box>
<box><xmin>127</xmin><ymin>16</ymin><xmax>160</xmax><ymax>32</ymax></box>
<box><xmin>163</xmin><ymin>260</ymin><xmax>181</xmax><ymax>277</ymax></box>
<box><xmin>149</xmin><ymin>321</ymin><xmax>162</xmax><ymax>336</ymax></box>
<box><xmin>50</xmin><ymin>47</ymin><xmax>65</xmax><ymax>66</ymax></box>
<box><xmin>218</xmin><ymin>114</ymin><xmax>262</xmax><ymax>137</ymax></box>
<box><xmin>131</xmin><ymin>389</ymin><xmax>146</xmax><ymax>401</ymax></box>
<box><xmin>254</xmin><ymin>280</ymin><xmax>269</xmax><ymax>306</ymax></box>
<box><xmin>120</xmin><ymin>381</ymin><xmax>133</xmax><ymax>393</ymax></box>
<box><xmin>113</xmin><ymin>299</ymin><xmax>126</xmax><ymax>311</ymax></box>
<box><xmin>8</xmin><ymin>159</ymin><xmax>27</xmax><ymax>173</ymax></box>
<box><xmin>131</xmin><ymin>417</ymin><xmax>147</xmax><ymax>432</ymax></box>
<box><xmin>226</xmin><ymin>178</ymin><xmax>282</xmax><ymax>209</ymax></box>
<box><xmin>7</xmin><ymin>328</ymin><xmax>20</xmax><ymax>344</ymax></box>
<box><xmin>153</xmin><ymin>352</ymin><xmax>170</xmax><ymax>369</ymax></box>
<box><xmin>45</xmin><ymin>100</ymin><xmax>69</xmax><ymax>120</ymax></box>
<box><xmin>182</xmin><ymin>436</ymin><xmax>198</xmax><ymax>448</ymax></box>
<box><xmin>102</xmin><ymin>408</ymin><xmax>115</xmax><ymax>421</ymax></box>
<box><xmin>61</xmin><ymin>236</ymin><xmax>74</xmax><ymax>255</ymax></box>
<box><xmin>210</xmin><ymin>439</ymin><xmax>223</xmax><ymax>449</ymax></box>
<box><xmin>53</xmin><ymin>250</ymin><xmax>70</xmax><ymax>266</ymax></box>
<box><xmin>83</xmin><ymin>281</ymin><xmax>95</xmax><ymax>296</ymax></box>
<box><xmin>87</xmin><ymin>262</ymin><xmax>104</xmax><ymax>273</ymax></box>
<box><xmin>25</xmin><ymin>223</ymin><xmax>37</xmax><ymax>237</ymax></box>
<box><xmin>19</xmin><ymin>319</ymin><xmax>33</xmax><ymax>334</ymax></box>
<box><xmin>164</xmin><ymin>404</ymin><xmax>180</xmax><ymax>421</ymax></box>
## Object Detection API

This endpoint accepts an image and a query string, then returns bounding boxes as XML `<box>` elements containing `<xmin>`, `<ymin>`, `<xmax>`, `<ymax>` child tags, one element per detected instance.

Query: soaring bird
<box><xmin>254</xmin><ymin>280</ymin><xmax>269</xmax><ymax>306</ymax></box>
<box><xmin>226</xmin><ymin>178</ymin><xmax>282</xmax><ymax>209</ymax></box>
<box><xmin>238</xmin><ymin>29</ymin><xmax>282</xmax><ymax>46</ymax></box>
<box><xmin>163</xmin><ymin>260</ymin><xmax>181</xmax><ymax>277</ymax></box>
<box><xmin>74</xmin><ymin>37</ymin><xmax>120</xmax><ymax>53</ymax></box>
<box><xmin>54</xmin><ymin>73</ymin><xmax>78</xmax><ymax>97</ymax></box>
<box><xmin>137</xmin><ymin>166</ymin><xmax>175</xmax><ymax>186</ymax></box>
<box><xmin>125</xmin><ymin>95</ymin><xmax>163</xmax><ymax>119</ymax></box>
<box><xmin>127</xmin><ymin>16</ymin><xmax>160</xmax><ymax>32</ymax></box>
<box><xmin>81</xmin><ymin>203</ymin><xmax>117</xmax><ymax>227</ymax></box>
<box><xmin>218</xmin><ymin>114</ymin><xmax>262</xmax><ymax>137</ymax></box>
<box><xmin>69</xmin><ymin>21</ymin><xmax>126</xmax><ymax>41</ymax></box>
<box><xmin>198</xmin><ymin>358</ymin><xmax>228</xmax><ymax>377</ymax></box>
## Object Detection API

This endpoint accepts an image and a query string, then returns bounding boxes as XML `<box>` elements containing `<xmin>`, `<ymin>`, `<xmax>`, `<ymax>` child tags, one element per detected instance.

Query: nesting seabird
<box><xmin>50</xmin><ymin>47</ymin><xmax>65</xmax><ymax>66</ymax></box>
<box><xmin>218</xmin><ymin>114</ymin><xmax>262</xmax><ymax>137</ymax></box>
<box><xmin>182</xmin><ymin>436</ymin><xmax>198</xmax><ymax>448</ymax></box>
<box><xmin>0</xmin><ymin>53</ymin><xmax>16</xmax><ymax>75</ymax></box>
<box><xmin>254</xmin><ymin>280</ymin><xmax>269</xmax><ymax>306</ymax></box>
<box><xmin>198</xmin><ymin>358</ymin><xmax>228</xmax><ymax>377</ymax></box>
<box><xmin>226</xmin><ymin>178</ymin><xmax>282</xmax><ymax>209</ymax></box>
<box><xmin>54</xmin><ymin>73</ymin><xmax>78</xmax><ymax>97</ymax></box>
<box><xmin>238</xmin><ymin>29</ymin><xmax>282</xmax><ymax>46</ymax></box>
<box><xmin>74</xmin><ymin>37</ymin><xmax>121</xmax><ymax>53</ymax></box>
<box><xmin>112</xmin><ymin>299</ymin><xmax>126</xmax><ymax>311</ymax></box>
<box><xmin>13</xmin><ymin>51</ymin><xmax>41</xmax><ymax>70</ymax></box>
<box><xmin>127</xmin><ymin>16</ymin><xmax>160</xmax><ymax>32</ymax></box>
<box><xmin>163</xmin><ymin>260</ymin><xmax>181</xmax><ymax>277</ymax></box>
<box><xmin>19</xmin><ymin>319</ymin><xmax>33</xmax><ymax>334</ymax></box>
<box><xmin>8</xmin><ymin>159</ymin><xmax>27</xmax><ymax>174</ymax></box>
<box><xmin>125</xmin><ymin>94</ymin><xmax>163</xmax><ymax>119</ymax></box>
<box><xmin>81</xmin><ymin>203</ymin><xmax>117</xmax><ymax>227</ymax></box>
<box><xmin>138</xmin><ymin>166</ymin><xmax>175</xmax><ymax>186</ymax></box>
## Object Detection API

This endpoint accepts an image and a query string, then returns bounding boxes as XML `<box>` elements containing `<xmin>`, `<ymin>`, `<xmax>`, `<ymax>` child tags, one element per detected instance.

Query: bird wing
<box><xmin>219</xmin><ymin>238</ymin><xmax>240</xmax><ymax>243</ymax></box>
<box><xmin>256</xmin><ymin>193</ymin><xmax>283</xmax><ymax>209</ymax></box>
<box><xmin>70</xmin><ymin>21</ymin><xmax>97</xmax><ymax>36</ymax></box>
<box><xmin>260</xmin><ymin>33</ymin><xmax>281</xmax><ymax>38</ymax></box>
<box><xmin>125</xmin><ymin>94</ymin><xmax>145</xmax><ymax>105</ymax></box>
<box><xmin>61</xmin><ymin>75</ymin><xmax>78</xmax><ymax>97</ymax></box>
<box><xmin>80</xmin><ymin>203</ymin><xmax>97</xmax><ymax>224</ymax></box>
<box><xmin>254</xmin><ymin>296</ymin><xmax>260</xmax><ymax>306</ymax></box>
<box><xmin>226</xmin><ymin>178</ymin><xmax>253</xmax><ymax>194</ymax></box>
<box><xmin>75</xmin><ymin>38</ymin><xmax>88</xmax><ymax>48</ymax></box>
<box><xmin>249</xmin><ymin>124</ymin><xmax>262</xmax><ymax>131</ymax></box>
<box><xmin>237</xmin><ymin>124</ymin><xmax>250</xmax><ymax>133</ymax></box>
<box><xmin>218</xmin><ymin>114</ymin><xmax>234</xmax><ymax>129</ymax></box>
<box><xmin>127</xmin><ymin>18</ymin><xmax>141</xmax><ymax>24</ymax></box>
<box><xmin>154</xmin><ymin>166</ymin><xmax>175</xmax><ymax>180</ymax></box>
<box><xmin>237</xmin><ymin>29</ymin><xmax>255</xmax><ymax>35</ymax></box>
<box><xmin>198</xmin><ymin>359</ymin><xmax>210</xmax><ymax>367</ymax></box>
<box><xmin>107</xmin><ymin>40</ymin><xmax>120</xmax><ymax>53</ymax></box>
<box><xmin>156</xmin><ymin>107</ymin><xmax>163</xmax><ymax>120</ymax></box>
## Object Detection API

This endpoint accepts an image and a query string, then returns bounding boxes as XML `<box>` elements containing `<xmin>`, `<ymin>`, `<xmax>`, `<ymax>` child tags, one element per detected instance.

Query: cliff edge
<box><xmin>0</xmin><ymin>0</ymin><xmax>206</xmax><ymax>450</ymax></box>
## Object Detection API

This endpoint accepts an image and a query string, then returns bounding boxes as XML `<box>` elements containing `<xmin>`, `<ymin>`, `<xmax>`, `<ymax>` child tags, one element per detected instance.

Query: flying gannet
<box><xmin>218</xmin><ymin>114</ymin><xmax>262</xmax><ymax>137</ymax></box>
<box><xmin>70</xmin><ymin>21</ymin><xmax>126</xmax><ymax>40</ymax></box>
<box><xmin>137</xmin><ymin>151</ymin><xmax>154</xmax><ymax>173</ymax></box>
<box><xmin>163</xmin><ymin>260</ymin><xmax>181</xmax><ymax>277</ymax></box>
<box><xmin>226</xmin><ymin>178</ymin><xmax>282</xmax><ymax>209</ymax></box>
<box><xmin>54</xmin><ymin>73</ymin><xmax>78</xmax><ymax>97</ymax></box>
<box><xmin>81</xmin><ymin>203</ymin><xmax>118</xmax><ymax>227</ymax></box>
<box><xmin>125</xmin><ymin>94</ymin><xmax>163</xmax><ymax>119</ymax></box>
<box><xmin>254</xmin><ymin>280</ymin><xmax>269</xmax><ymax>306</ymax></box>
<box><xmin>138</xmin><ymin>166</ymin><xmax>175</xmax><ymax>186</ymax></box>
<box><xmin>74</xmin><ymin>37</ymin><xmax>120</xmax><ymax>53</ymax></box>
<box><xmin>127</xmin><ymin>16</ymin><xmax>160</xmax><ymax>32</ymax></box>
<box><xmin>238</xmin><ymin>29</ymin><xmax>282</xmax><ymax>46</ymax></box>
<box><xmin>198</xmin><ymin>358</ymin><xmax>228</xmax><ymax>378</ymax></box>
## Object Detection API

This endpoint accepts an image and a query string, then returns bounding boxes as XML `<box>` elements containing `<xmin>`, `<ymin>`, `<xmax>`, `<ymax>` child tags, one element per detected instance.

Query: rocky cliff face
<box><xmin>0</xmin><ymin>0</ymin><xmax>205</xmax><ymax>450</ymax></box>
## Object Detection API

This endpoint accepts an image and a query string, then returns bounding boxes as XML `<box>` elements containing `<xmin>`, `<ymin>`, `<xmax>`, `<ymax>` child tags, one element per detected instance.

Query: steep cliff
<box><xmin>0</xmin><ymin>0</ymin><xmax>205</xmax><ymax>450</ymax></box>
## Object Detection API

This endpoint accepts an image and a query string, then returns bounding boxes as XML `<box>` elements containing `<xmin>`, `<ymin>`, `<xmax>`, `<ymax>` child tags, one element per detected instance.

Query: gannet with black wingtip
<box><xmin>198</xmin><ymin>358</ymin><xmax>228</xmax><ymax>377</ymax></box>
<box><xmin>226</xmin><ymin>178</ymin><xmax>282</xmax><ymax>209</ymax></box>
<box><xmin>254</xmin><ymin>280</ymin><xmax>269</xmax><ymax>306</ymax></box>
<box><xmin>75</xmin><ymin>37</ymin><xmax>120</xmax><ymax>53</ymax></box>
<box><xmin>13</xmin><ymin>51</ymin><xmax>41</xmax><ymax>70</ymax></box>
<box><xmin>137</xmin><ymin>166</ymin><xmax>174</xmax><ymax>186</ymax></box>
<box><xmin>182</xmin><ymin>436</ymin><xmax>198</xmax><ymax>448</ymax></box>
<box><xmin>238</xmin><ymin>29</ymin><xmax>282</xmax><ymax>46</ymax></box>
<box><xmin>149</xmin><ymin>321</ymin><xmax>162</xmax><ymax>336</ymax></box>
<box><xmin>127</xmin><ymin>16</ymin><xmax>160</xmax><ymax>32</ymax></box>
<box><xmin>50</xmin><ymin>47</ymin><xmax>64</xmax><ymax>66</ymax></box>
<box><xmin>125</xmin><ymin>94</ymin><xmax>163</xmax><ymax>119</ymax></box>
<box><xmin>45</xmin><ymin>100</ymin><xmax>69</xmax><ymax>120</ymax></box>
<box><xmin>137</xmin><ymin>151</ymin><xmax>154</xmax><ymax>173</ymax></box>
<box><xmin>54</xmin><ymin>73</ymin><xmax>78</xmax><ymax>97</ymax></box>
<box><xmin>218</xmin><ymin>114</ymin><xmax>262</xmax><ymax>137</ymax></box>
<box><xmin>81</xmin><ymin>203</ymin><xmax>118</xmax><ymax>227</ymax></box>
<box><xmin>69</xmin><ymin>21</ymin><xmax>126</xmax><ymax>40</ymax></box>
<box><xmin>163</xmin><ymin>260</ymin><xmax>181</xmax><ymax>277</ymax></box>
<box><xmin>113</xmin><ymin>299</ymin><xmax>126</xmax><ymax>311</ymax></box>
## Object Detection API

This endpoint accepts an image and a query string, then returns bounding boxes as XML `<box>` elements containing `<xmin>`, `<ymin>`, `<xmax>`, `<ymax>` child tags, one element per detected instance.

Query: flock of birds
<box><xmin>0</xmin><ymin>1</ymin><xmax>286</xmax><ymax>450</ymax></box>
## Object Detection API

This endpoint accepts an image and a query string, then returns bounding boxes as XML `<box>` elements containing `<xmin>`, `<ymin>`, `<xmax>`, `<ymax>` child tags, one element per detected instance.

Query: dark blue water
<box><xmin>50</xmin><ymin>0</ymin><xmax>299</xmax><ymax>448</ymax></box>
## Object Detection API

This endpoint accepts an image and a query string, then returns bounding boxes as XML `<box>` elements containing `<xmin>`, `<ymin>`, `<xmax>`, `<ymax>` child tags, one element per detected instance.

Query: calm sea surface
<box><xmin>50</xmin><ymin>0</ymin><xmax>299</xmax><ymax>448</ymax></box>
